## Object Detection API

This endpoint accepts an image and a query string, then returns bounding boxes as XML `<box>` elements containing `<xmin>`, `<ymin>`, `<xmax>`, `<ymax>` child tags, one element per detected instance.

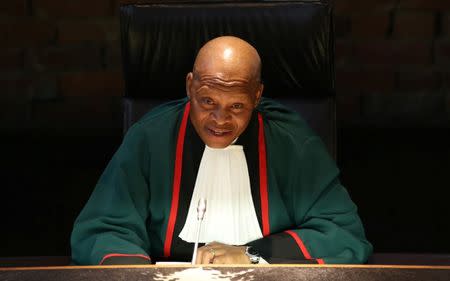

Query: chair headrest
<box><xmin>120</xmin><ymin>1</ymin><xmax>335</xmax><ymax>99</ymax></box>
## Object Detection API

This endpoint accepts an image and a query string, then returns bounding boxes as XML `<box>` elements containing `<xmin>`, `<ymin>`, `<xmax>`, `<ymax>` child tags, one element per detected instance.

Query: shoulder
<box><xmin>135</xmin><ymin>98</ymin><xmax>188</xmax><ymax>128</ymax></box>
<box><xmin>126</xmin><ymin>98</ymin><xmax>188</xmax><ymax>137</ymax></box>
<box><xmin>256</xmin><ymin>97</ymin><xmax>317</xmax><ymax>147</ymax></box>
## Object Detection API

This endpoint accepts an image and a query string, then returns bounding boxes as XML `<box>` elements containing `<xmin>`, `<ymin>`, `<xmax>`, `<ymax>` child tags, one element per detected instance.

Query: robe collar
<box><xmin>163</xmin><ymin>102</ymin><xmax>269</xmax><ymax>258</ymax></box>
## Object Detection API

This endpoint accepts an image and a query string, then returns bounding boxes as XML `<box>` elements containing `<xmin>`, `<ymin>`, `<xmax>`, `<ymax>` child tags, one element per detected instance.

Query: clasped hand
<box><xmin>194</xmin><ymin>241</ymin><xmax>250</xmax><ymax>264</ymax></box>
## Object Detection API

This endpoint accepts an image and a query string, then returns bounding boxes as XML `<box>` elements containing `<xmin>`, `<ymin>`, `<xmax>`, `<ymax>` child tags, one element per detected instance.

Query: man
<box><xmin>71</xmin><ymin>36</ymin><xmax>372</xmax><ymax>265</ymax></box>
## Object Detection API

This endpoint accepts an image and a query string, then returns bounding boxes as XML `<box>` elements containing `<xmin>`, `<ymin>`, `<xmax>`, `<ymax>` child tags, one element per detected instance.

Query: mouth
<box><xmin>207</xmin><ymin>127</ymin><xmax>233</xmax><ymax>137</ymax></box>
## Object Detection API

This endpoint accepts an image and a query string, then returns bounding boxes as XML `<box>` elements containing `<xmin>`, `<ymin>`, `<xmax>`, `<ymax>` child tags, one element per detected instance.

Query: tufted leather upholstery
<box><xmin>120</xmin><ymin>0</ymin><xmax>336</xmax><ymax>157</ymax></box>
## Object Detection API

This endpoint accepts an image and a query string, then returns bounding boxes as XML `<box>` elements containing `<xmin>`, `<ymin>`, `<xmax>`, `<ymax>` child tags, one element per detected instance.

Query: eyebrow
<box><xmin>193</xmin><ymin>72</ymin><xmax>258</xmax><ymax>92</ymax></box>
<box><xmin>196</xmin><ymin>91</ymin><xmax>251</xmax><ymax>100</ymax></box>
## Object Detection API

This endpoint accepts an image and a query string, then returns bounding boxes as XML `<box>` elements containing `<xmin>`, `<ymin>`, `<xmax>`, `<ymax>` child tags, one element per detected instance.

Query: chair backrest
<box><xmin>120</xmin><ymin>0</ymin><xmax>336</xmax><ymax>157</ymax></box>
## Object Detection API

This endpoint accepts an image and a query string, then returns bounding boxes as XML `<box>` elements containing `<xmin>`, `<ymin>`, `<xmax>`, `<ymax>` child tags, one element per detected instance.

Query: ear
<box><xmin>186</xmin><ymin>72</ymin><xmax>194</xmax><ymax>99</ymax></box>
<box><xmin>254</xmin><ymin>83</ymin><xmax>264</xmax><ymax>107</ymax></box>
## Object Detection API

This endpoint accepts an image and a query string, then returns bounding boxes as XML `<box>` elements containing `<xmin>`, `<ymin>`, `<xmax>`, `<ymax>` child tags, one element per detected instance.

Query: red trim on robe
<box><xmin>285</xmin><ymin>230</ymin><xmax>325</xmax><ymax>264</ymax></box>
<box><xmin>163</xmin><ymin>102</ymin><xmax>191</xmax><ymax>257</ymax></box>
<box><xmin>100</xmin><ymin>253</ymin><xmax>151</xmax><ymax>265</ymax></box>
<box><xmin>258</xmin><ymin>113</ymin><xmax>270</xmax><ymax>236</ymax></box>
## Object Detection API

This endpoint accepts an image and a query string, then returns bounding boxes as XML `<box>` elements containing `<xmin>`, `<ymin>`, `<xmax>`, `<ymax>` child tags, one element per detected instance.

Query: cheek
<box><xmin>191</xmin><ymin>108</ymin><xmax>210</xmax><ymax>126</ymax></box>
<box><xmin>190</xmin><ymin>100</ymin><xmax>207</xmax><ymax>118</ymax></box>
<box><xmin>234</xmin><ymin>112</ymin><xmax>253</xmax><ymax>131</ymax></box>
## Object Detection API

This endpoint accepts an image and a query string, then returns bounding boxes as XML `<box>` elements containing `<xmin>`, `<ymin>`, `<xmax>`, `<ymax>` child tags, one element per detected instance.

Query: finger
<box><xmin>212</xmin><ymin>255</ymin><xmax>229</xmax><ymax>264</ymax></box>
<box><xmin>213</xmin><ymin>254</ymin><xmax>247</xmax><ymax>264</ymax></box>
<box><xmin>212</xmin><ymin>255</ymin><xmax>222</xmax><ymax>264</ymax></box>
<box><xmin>211</xmin><ymin>248</ymin><xmax>249</xmax><ymax>264</ymax></box>
<box><xmin>197</xmin><ymin>246</ymin><xmax>216</xmax><ymax>264</ymax></box>
<box><xmin>207</xmin><ymin>247</ymin><xmax>227</xmax><ymax>257</ymax></box>
<box><xmin>197</xmin><ymin>243</ymin><xmax>231</xmax><ymax>264</ymax></box>
<box><xmin>195</xmin><ymin>246</ymin><xmax>209</xmax><ymax>264</ymax></box>
<box><xmin>203</xmin><ymin>250</ymin><xmax>216</xmax><ymax>264</ymax></box>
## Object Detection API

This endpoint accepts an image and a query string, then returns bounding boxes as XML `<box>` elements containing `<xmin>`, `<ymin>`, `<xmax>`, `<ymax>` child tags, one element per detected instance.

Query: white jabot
<box><xmin>179</xmin><ymin>144</ymin><xmax>263</xmax><ymax>245</ymax></box>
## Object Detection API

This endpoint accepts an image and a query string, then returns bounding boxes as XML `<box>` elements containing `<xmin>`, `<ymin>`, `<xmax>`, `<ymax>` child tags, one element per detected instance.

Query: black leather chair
<box><xmin>120</xmin><ymin>0</ymin><xmax>336</xmax><ymax>158</ymax></box>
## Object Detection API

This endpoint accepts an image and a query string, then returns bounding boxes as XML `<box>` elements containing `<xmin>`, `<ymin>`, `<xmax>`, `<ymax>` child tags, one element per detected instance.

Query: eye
<box><xmin>201</xmin><ymin>97</ymin><xmax>214</xmax><ymax>105</ymax></box>
<box><xmin>231</xmin><ymin>103</ymin><xmax>244</xmax><ymax>110</ymax></box>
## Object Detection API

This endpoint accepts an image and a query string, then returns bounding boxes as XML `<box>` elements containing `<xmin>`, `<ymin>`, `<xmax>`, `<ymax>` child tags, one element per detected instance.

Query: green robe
<box><xmin>71</xmin><ymin>97</ymin><xmax>372</xmax><ymax>265</ymax></box>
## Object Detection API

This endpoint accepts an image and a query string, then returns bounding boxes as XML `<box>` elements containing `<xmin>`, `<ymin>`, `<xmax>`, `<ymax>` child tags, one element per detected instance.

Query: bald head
<box><xmin>193</xmin><ymin>36</ymin><xmax>262</xmax><ymax>84</ymax></box>
<box><xmin>186</xmin><ymin>36</ymin><xmax>264</xmax><ymax>148</ymax></box>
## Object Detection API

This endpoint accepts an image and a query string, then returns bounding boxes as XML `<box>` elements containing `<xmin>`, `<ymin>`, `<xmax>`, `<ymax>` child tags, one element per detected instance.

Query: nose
<box><xmin>211</xmin><ymin>106</ymin><xmax>231</xmax><ymax>125</ymax></box>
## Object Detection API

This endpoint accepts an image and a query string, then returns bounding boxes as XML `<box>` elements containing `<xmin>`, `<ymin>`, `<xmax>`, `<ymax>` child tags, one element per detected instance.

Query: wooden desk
<box><xmin>1</xmin><ymin>264</ymin><xmax>449</xmax><ymax>281</ymax></box>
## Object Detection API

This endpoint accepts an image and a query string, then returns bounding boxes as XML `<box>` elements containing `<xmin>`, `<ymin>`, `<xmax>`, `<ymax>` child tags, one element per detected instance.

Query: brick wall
<box><xmin>0</xmin><ymin>0</ymin><xmax>123</xmax><ymax>133</ymax></box>
<box><xmin>1</xmin><ymin>0</ymin><xmax>449</xmax><ymax>257</ymax></box>
<box><xmin>1</xmin><ymin>0</ymin><xmax>449</xmax><ymax>133</ymax></box>
<box><xmin>335</xmin><ymin>0</ymin><xmax>450</xmax><ymax>126</ymax></box>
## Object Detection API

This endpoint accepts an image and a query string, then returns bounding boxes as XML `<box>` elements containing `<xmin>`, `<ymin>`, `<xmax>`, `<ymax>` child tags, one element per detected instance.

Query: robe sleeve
<box><xmin>70</xmin><ymin>125</ymin><xmax>152</xmax><ymax>265</ymax></box>
<box><xmin>248</xmin><ymin>136</ymin><xmax>373</xmax><ymax>264</ymax></box>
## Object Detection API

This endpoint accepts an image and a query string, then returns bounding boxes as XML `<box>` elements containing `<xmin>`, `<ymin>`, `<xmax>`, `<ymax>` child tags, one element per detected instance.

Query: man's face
<box><xmin>186</xmin><ymin>71</ymin><xmax>262</xmax><ymax>148</ymax></box>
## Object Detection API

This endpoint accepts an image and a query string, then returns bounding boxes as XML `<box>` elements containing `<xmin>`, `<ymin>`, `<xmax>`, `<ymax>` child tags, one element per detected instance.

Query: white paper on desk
<box><xmin>153</xmin><ymin>267</ymin><xmax>255</xmax><ymax>281</ymax></box>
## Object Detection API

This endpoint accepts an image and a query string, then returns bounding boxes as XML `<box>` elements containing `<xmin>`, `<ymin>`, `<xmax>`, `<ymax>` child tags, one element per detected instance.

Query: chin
<box><xmin>202</xmin><ymin>136</ymin><xmax>235</xmax><ymax>148</ymax></box>
<box><xmin>204</xmin><ymin>140</ymin><xmax>232</xmax><ymax>148</ymax></box>
<box><xmin>207</xmin><ymin>143</ymin><xmax>229</xmax><ymax>149</ymax></box>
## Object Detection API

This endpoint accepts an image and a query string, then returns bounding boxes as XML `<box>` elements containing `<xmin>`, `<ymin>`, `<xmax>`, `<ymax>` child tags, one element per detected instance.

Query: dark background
<box><xmin>1</xmin><ymin>0</ymin><xmax>449</xmax><ymax>257</ymax></box>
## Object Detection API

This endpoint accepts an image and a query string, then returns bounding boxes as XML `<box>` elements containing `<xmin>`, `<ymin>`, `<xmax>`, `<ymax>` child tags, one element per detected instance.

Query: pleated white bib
<box><xmin>178</xmin><ymin>144</ymin><xmax>263</xmax><ymax>245</ymax></box>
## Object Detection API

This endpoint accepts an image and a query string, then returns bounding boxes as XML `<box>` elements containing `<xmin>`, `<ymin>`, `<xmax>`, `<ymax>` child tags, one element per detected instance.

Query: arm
<box><xmin>248</xmin><ymin>136</ymin><xmax>373</xmax><ymax>264</ymax></box>
<box><xmin>70</xmin><ymin>125</ymin><xmax>152</xmax><ymax>265</ymax></box>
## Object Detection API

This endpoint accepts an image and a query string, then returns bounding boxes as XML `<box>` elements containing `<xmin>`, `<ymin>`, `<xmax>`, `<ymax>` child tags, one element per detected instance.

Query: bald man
<box><xmin>71</xmin><ymin>36</ymin><xmax>372</xmax><ymax>265</ymax></box>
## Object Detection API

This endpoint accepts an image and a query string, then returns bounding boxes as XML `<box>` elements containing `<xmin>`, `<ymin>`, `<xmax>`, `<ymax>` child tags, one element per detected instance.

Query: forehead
<box><xmin>196</xmin><ymin>87</ymin><xmax>253</xmax><ymax>100</ymax></box>
<box><xmin>194</xmin><ymin>83</ymin><xmax>256</xmax><ymax>103</ymax></box>
<box><xmin>192</xmin><ymin>71</ymin><xmax>258</xmax><ymax>93</ymax></box>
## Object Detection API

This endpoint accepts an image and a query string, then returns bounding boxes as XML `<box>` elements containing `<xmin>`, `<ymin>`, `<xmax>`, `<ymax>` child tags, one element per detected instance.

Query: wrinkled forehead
<box><xmin>192</xmin><ymin>70</ymin><xmax>260</xmax><ymax>93</ymax></box>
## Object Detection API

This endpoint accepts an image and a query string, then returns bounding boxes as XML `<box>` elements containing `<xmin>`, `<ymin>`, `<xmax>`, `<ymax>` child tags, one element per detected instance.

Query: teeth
<box><xmin>210</xmin><ymin>129</ymin><xmax>229</xmax><ymax>136</ymax></box>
